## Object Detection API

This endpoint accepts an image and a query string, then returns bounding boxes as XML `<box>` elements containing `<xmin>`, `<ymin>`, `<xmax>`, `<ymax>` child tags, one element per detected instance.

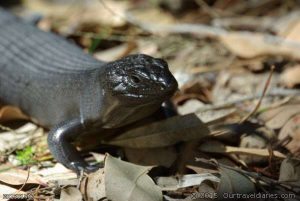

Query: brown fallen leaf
<box><xmin>174</xmin><ymin>80</ymin><xmax>212</xmax><ymax>104</ymax></box>
<box><xmin>278</xmin><ymin>113</ymin><xmax>300</xmax><ymax>154</ymax></box>
<box><xmin>129</xmin><ymin>8</ymin><xmax>176</xmax><ymax>28</ymax></box>
<box><xmin>258</xmin><ymin>105</ymin><xmax>288</xmax><ymax>123</ymax></box>
<box><xmin>258</xmin><ymin>104</ymin><xmax>300</xmax><ymax>130</ymax></box>
<box><xmin>81</xmin><ymin>154</ymin><xmax>162</xmax><ymax>201</ymax></box>
<box><xmin>0</xmin><ymin>105</ymin><xmax>29</xmax><ymax>122</ymax></box>
<box><xmin>0</xmin><ymin>169</ymin><xmax>47</xmax><ymax>186</ymax></box>
<box><xmin>275</xmin><ymin>11</ymin><xmax>300</xmax><ymax>37</ymax></box>
<box><xmin>104</xmin><ymin>113</ymin><xmax>210</xmax><ymax>148</ymax></box>
<box><xmin>195</xmin><ymin>108</ymin><xmax>236</xmax><ymax>124</ymax></box>
<box><xmin>177</xmin><ymin>99</ymin><xmax>205</xmax><ymax>115</ymax></box>
<box><xmin>219</xmin><ymin>32</ymin><xmax>300</xmax><ymax>60</ymax></box>
<box><xmin>124</xmin><ymin>147</ymin><xmax>177</xmax><ymax>167</ymax></box>
<box><xmin>60</xmin><ymin>187</ymin><xmax>82</xmax><ymax>201</ymax></box>
<box><xmin>243</xmin><ymin>58</ymin><xmax>265</xmax><ymax>72</ymax></box>
<box><xmin>80</xmin><ymin>168</ymin><xmax>106</xmax><ymax>201</ymax></box>
<box><xmin>126</xmin><ymin>10</ymin><xmax>300</xmax><ymax>61</ymax></box>
<box><xmin>105</xmin><ymin>154</ymin><xmax>162</xmax><ymax>201</ymax></box>
<box><xmin>239</xmin><ymin>134</ymin><xmax>269</xmax><ymax>164</ymax></box>
<box><xmin>35</xmin><ymin>163</ymin><xmax>77</xmax><ymax>182</ymax></box>
<box><xmin>280</xmin><ymin>65</ymin><xmax>300</xmax><ymax>88</ymax></box>
<box><xmin>94</xmin><ymin>42</ymin><xmax>137</xmax><ymax>62</ymax></box>
<box><xmin>280</xmin><ymin>12</ymin><xmax>300</xmax><ymax>41</ymax></box>
<box><xmin>24</xmin><ymin>0</ymin><xmax>128</xmax><ymax>27</ymax></box>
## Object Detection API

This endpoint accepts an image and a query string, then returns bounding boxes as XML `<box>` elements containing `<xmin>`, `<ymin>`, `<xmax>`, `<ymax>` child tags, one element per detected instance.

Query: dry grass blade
<box><xmin>239</xmin><ymin>65</ymin><xmax>275</xmax><ymax>123</ymax></box>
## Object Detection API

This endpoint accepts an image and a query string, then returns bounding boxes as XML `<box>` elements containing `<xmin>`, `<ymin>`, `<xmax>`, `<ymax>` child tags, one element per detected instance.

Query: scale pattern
<box><xmin>0</xmin><ymin>9</ymin><xmax>104</xmax><ymax>127</ymax></box>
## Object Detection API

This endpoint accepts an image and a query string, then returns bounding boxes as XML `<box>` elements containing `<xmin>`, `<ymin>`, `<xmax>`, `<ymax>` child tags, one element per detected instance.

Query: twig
<box><xmin>126</xmin><ymin>17</ymin><xmax>227</xmax><ymax>38</ymax></box>
<box><xmin>15</xmin><ymin>166</ymin><xmax>31</xmax><ymax>194</ymax></box>
<box><xmin>195</xmin><ymin>157</ymin><xmax>298</xmax><ymax>191</ymax></box>
<box><xmin>212</xmin><ymin>16</ymin><xmax>274</xmax><ymax>32</ymax></box>
<box><xmin>195</xmin><ymin>0</ymin><xmax>220</xmax><ymax>18</ymax></box>
<box><xmin>239</xmin><ymin>66</ymin><xmax>275</xmax><ymax>123</ymax></box>
<box><xmin>228</xmin><ymin>0</ymin><xmax>274</xmax><ymax>14</ymax></box>
<box><xmin>196</xmin><ymin>87</ymin><xmax>300</xmax><ymax>113</ymax></box>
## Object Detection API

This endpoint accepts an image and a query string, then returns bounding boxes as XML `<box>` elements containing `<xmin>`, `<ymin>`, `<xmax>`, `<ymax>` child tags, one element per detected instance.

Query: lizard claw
<box><xmin>70</xmin><ymin>161</ymin><xmax>102</xmax><ymax>175</ymax></box>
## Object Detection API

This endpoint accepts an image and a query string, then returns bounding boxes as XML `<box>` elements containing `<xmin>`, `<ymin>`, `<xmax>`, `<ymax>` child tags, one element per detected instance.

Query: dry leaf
<box><xmin>90</xmin><ymin>152</ymin><xmax>106</xmax><ymax>163</ymax></box>
<box><xmin>195</xmin><ymin>108</ymin><xmax>236</xmax><ymax>124</ymax></box>
<box><xmin>175</xmin><ymin>80</ymin><xmax>212</xmax><ymax>104</ymax></box>
<box><xmin>243</xmin><ymin>58</ymin><xmax>265</xmax><ymax>72</ymax></box>
<box><xmin>0</xmin><ymin>105</ymin><xmax>29</xmax><ymax>122</ymax></box>
<box><xmin>104</xmin><ymin>113</ymin><xmax>209</xmax><ymax>148</ymax></box>
<box><xmin>285</xmin><ymin>21</ymin><xmax>300</xmax><ymax>41</ymax></box>
<box><xmin>278</xmin><ymin>113</ymin><xmax>300</xmax><ymax>154</ymax></box>
<box><xmin>0</xmin><ymin>123</ymin><xmax>43</xmax><ymax>153</ymax></box>
<box><xmin>35</xmin><ymin>163</ymin><xmax>77</xmax><ymax>182</ymax></box>
<box><xmin>239</xmin><ymin>134</ymin><xmax>269</xmax><ymax>164</ymax></box>
<box><xmin>279</xmin><ymin>12</ymin><xmax>300</xmax><ymax>41</ymax></box>
<box><xmin>124</xmin><ymin>147</ymin><xmax>177</xmax><ymax>167</ymax></box>
<box><xmin>0</xmin><ymin>169</ymin><xmax>47</xmax><ymax>186</ymax></box>
<box><xmin>104</xmin><ymin>154</ymin><xmax>162</xmax><ymax>201</ymax></box>
<box><xmin>81</xmin><ymin>155</ymin><xmax>162</xmax><ymax>201</ymax></box>
<box><xmin>186</xmin><ymin>165</ymin><xmax>218</xmax><ymax>175</ymax></box>
<box><xmin>60</xmin><ymin>187</ymin><xmax>82</xmax><ymax>201</ymax></box>
<box><xmin>217</xmin><ymin>166</ymin><xmax>256</xmax><ymax>195</ymax></box>
<box><xmin>0</xmin><ymin>184</ymin><xmax>28</xmax><ymax>201</ymax></box>
<box><xmin>280</xmin><ymin>65</ymin><xmax>300</xmax><ymax>88</ymax></box>
<box><xmin>80</xmin><ymin>168</ymin><xmax>106</xmax><ymax>201</ymax></box>
<box><xmin>259</xmin><ymin>104</ymin><xmax>300</xmax><ymax>129</ymax></box>
<box><xmin>24</xmin><ymin>0</ymin><xmax>128</xmax><ymax>27</ymax></box>
<box><xmin>275</xmin><ymin>11</ymin><xmax>300</xmax><ymax>37</ymax></box>
<box><xmin>156</xmin><ymin>174</ymin><xmax>220</xmax><ymax>191</ymax></box>
<box><xmin>129</xmin><ymin>8</ymin><xmax>175</xmax><ymax>27</ymax></box>
<box><xmin>94</xmin><ymin>43</ymin><xmax>137</xmax><ymax>62</ymax></box>
<box><xmin>279</xmin><ymin>158</ymin><xmax>300</xmax><ymax>187</ymax></box>
<box><xmin>219</xmin><ymin>32</ymin><xmax>300</xmax><ymax>60</ymax></box>
<box><xmin>136</xmin><ymin>40</ymin><xmax>158</xmax><ymax>56</ymax></box>
<box><xmin>220</xmin><ymin>32</ymin><xmax>275</xmax><ymax>58</ymax></box>
<box><xmin>258</xmin><ymin>105</ymin><xmax>288</xmax><ymax>123</ymax></box>
<box><xmin>177</xmin><ymin>99</ymin><xmax>205</xmax><ymax>115</ymax></box>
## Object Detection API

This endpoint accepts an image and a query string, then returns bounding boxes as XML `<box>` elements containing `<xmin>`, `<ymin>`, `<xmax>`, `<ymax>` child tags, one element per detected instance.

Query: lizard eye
<box><xmin>130</xmin><ymin>75</ymin><xmax>141</xmax><ymax>84</ymax></box>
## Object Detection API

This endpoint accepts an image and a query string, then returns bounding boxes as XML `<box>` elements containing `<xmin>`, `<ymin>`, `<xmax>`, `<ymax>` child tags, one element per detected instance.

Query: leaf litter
<box><xmin>1</xmin><ymin>0</ymin><xmax>300</xmax><ymax>200</ymax></box>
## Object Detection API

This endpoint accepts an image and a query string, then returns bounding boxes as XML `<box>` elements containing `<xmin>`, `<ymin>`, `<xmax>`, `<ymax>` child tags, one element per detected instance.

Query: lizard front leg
<box><xmin>47</xmin><ymin>119</ymin><xmax>100</xmax><ymax>174</ymax></box>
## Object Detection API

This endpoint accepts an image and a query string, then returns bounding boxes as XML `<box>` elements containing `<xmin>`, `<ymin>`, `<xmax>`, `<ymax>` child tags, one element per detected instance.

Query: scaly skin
<box><xmin>0</xmin><ymin>9</ymin><xmax>178</xmax><ymax>173</ymax></box>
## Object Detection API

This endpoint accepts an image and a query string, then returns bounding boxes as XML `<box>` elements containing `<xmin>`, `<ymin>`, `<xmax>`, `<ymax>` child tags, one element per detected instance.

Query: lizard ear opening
<box><xmin>130</xmin><ymin>75</ymin><xmax>141</xmax><ymax>84</ymax></box>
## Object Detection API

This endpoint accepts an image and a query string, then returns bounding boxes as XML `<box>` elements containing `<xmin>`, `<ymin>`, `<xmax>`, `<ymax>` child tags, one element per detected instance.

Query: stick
<box><xmin>239</xmin><ymin>66</ymin><xmax>275</xmax><ymax>123</ymax></box>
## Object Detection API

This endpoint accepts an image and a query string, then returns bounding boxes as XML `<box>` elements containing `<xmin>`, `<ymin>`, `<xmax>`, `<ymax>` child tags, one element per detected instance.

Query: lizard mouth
<box><xmin>120</xmin><ymin>86</ymin><xmax>177</xmax><ymax>102</ymax></box>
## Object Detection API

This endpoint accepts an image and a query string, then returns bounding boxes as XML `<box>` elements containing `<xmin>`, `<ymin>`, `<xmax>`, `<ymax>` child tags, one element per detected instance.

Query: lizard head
<box><xmin>103</xmin><ymin>54</ymin><xmax>178</xmax><ymax>104</ymax></box>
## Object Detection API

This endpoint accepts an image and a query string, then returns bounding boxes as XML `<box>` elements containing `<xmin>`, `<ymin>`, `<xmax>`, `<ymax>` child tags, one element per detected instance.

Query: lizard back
<box><xmin>0</xmin><ymin>8</ymin><xmax>104</xmax><ymax>127</ymax></box>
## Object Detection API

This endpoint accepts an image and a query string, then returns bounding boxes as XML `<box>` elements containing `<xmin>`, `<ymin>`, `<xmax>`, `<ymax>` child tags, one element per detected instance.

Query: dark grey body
<box><xmin>0</xmin><ymin>9</ymin><xmax>104</xmax><ymax>127</ymax></box>
<box><xmin>0</xmin><ymin>9</ymin><xmax>178</xmax><ymax>173</ymax></box>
